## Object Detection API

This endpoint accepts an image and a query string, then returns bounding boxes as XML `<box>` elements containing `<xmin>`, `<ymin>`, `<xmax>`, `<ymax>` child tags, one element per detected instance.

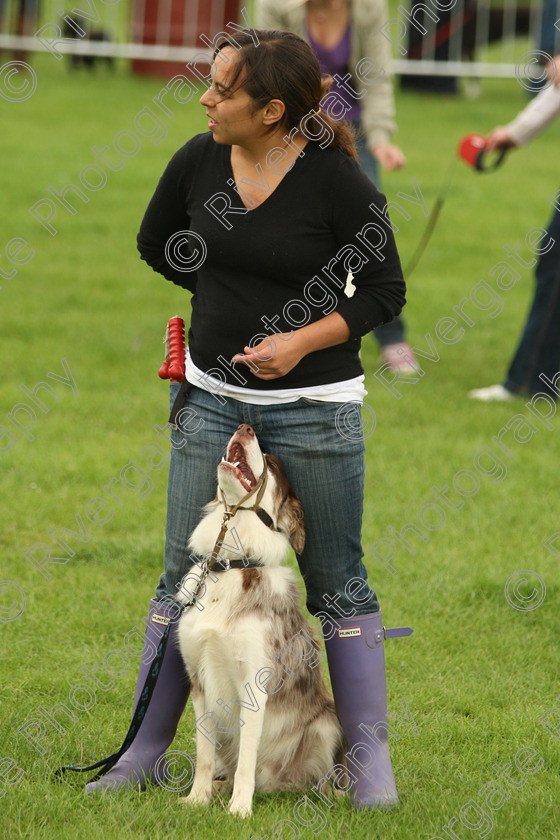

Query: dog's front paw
<box><xmin>180</xmin><ymin>784</ymin><xmax>213</xmax><ymax>808</ymax></box>
<box><xmin>228</xmin><ymin>790</ymin><xmax>253</xmax><ymax>818</ymax></box>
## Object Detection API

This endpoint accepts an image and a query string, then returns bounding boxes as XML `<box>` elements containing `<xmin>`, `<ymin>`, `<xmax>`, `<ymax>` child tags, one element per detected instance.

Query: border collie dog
<box><xmin>177</xmin><ymin>424</ymin><xmax>344</xmax><ymax>817</ymax></box>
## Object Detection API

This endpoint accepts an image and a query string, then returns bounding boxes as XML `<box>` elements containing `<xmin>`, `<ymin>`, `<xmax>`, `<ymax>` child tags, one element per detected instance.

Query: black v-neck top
<box><xmin>137</xmin><ymin>132</ymin><xmax>405</xmax><ymax>390</ymax></box>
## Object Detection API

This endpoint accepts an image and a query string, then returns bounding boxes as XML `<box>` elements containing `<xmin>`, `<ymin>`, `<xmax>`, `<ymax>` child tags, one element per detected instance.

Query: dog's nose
<box><xmin>237</xmin><ymin>424</ymin><xmax>254</xmax><ymax>437</ymax></box>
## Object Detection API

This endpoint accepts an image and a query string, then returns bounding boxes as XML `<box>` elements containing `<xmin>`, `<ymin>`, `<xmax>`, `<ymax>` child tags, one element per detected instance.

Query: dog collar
<box><xmin>212</xmin><ymin>558</ymin><xmax>264</xmax><ymax>572</ymax></box>
<box><xmin>256</xmin><ymin>508</ymin><xmax>276</xmax><ymax>530</ymax></box>
<box><xmin>208</xmin><ymin>461</ymin><xmax>282</xmax><ymax>578</ymax></box>
<box><xmin>211</xmin><ymin>508</ymin><xmax>278</xmax><ymax>572</ymax></box>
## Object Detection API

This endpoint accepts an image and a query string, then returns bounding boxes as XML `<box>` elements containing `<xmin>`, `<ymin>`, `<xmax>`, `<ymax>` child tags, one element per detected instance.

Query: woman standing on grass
<box><xmin>87</xmin><ymin>29</ymin><xmax>408</xmax><ymax>809</ymax></box>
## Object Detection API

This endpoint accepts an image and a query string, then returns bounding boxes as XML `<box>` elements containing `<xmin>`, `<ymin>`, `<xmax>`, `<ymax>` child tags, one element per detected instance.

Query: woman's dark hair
<box><xmin>213</xmin><ymin>29</ymin><xmax>357</xmax><ymax>160</ymax></box>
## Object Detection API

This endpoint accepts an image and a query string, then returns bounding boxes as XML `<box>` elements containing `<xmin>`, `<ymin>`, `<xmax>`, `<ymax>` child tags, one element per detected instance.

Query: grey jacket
<box><xmin>255</xmin><ymin>0</ymin><xmax>397</xmax><ymax>147</ymax></box>
<box><xmin>506</xmin><ymin>82</ymin><xmax>560</xmax><ymax>146</ymax></box>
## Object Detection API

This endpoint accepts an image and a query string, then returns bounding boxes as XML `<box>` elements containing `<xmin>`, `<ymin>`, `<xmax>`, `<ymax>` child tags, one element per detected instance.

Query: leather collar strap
<box><xmin>256</xmin><ymin>508</ymin><xmax>275</xmax><ymax>529</ymax></box>
<box><xmin>212</xmin><ymin>558</ymin><xmax>264</xmax><ymax>571</ymax></box>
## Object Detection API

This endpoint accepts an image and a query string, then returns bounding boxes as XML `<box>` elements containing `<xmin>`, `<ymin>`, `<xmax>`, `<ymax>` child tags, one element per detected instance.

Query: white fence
<box><xmin>390</xmin><ymin>0</ymin><xmax>560</xmax><ymax>80</ymax></box>
<box><xmin>0</xmin><ymin>0</ymin><xmax>231</xmax><ymax>63</ymax></box>
<box><xmin>0</xmin><ymin>0</ymin><xmax>559</xmax><ymax>78</ymax></box>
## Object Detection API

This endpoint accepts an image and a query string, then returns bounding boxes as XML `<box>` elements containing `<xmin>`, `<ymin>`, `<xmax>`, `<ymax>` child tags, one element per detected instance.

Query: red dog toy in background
<box><xmin>158</xmin><ymin>316</ymin><xmax>185</xmax><ymax>383</ymax></box>
<box><xmin>458</xmin><ymin>133</ymin><xmax>507</xmax><ymax>173</ymax></box>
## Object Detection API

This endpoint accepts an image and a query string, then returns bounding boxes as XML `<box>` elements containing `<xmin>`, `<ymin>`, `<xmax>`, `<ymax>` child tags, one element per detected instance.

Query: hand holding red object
<box><xmin>458</xmin><ymin>133</ymin><xmax>508</xmax><ymax>172</ymax></box>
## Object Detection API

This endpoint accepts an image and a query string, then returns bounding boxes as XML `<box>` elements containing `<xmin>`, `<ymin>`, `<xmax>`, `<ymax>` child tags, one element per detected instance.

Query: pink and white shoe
<box><xmin>380</xmin><ymin>343</ymin><xmax>419</xmax><ymax>376</ymax></box>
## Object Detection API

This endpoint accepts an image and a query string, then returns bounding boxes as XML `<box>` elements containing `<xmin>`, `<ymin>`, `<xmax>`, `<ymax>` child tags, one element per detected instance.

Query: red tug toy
<box><xmin>158</xmin><ymin>316</ymin><xmax>186</xmax><ymax>383</ymax></box>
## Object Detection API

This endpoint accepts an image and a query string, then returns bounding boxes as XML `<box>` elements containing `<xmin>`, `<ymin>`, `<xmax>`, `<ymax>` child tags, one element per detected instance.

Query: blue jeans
<box><xmin>155</xmin><ymin>385</ymin><xmax>378</xmax><ymax>619</ymax></box>
<box><xmin>538</xmin><ymin>0</ymin><xmax>559</xmax><ymax>54</ymax></box>
<box><xmin>504</xmin><ymin>201</ymin><xmax>560</xmax><ymax>398</ymax></box>
<box><xmin>353</xmin><ymin>119</ymin><xmax>407</xmax><ymax>349</ymax></box>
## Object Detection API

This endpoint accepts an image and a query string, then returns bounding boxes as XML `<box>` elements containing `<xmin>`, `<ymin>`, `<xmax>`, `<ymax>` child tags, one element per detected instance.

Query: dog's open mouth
<box><xmin>220</xmin><ymin>441</ymin><xmax>258</xmax><ymax>493</ymax></box>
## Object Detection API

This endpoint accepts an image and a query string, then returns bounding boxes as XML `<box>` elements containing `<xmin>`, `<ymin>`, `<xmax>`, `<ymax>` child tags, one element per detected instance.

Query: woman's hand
<box><xmin>486</xmin><ymin>126</ymin><xmax>518</xmax><ymax>151</ymax></box>
<box><xmin>371</xmin><ymin>143</ymin><xmax>407</xmax><ymax>171</ymax></box>
<box><xmin>547</xmin><ymin>55</ymin><xmax>560</xmax><ymax>86</ymax></box>
<box><xmin>232</xmin><ymin>313</ymin><xmax>351</xmax><ymax>380</ymax></box>
<box><xmin>232</xmin><ymin>333</ymin><xmax>303</xmax><ymax>380</ymax></box>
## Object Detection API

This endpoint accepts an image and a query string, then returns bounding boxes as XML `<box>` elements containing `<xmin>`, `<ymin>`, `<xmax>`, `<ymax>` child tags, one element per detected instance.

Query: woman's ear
<box><xmin>262</xmin><ymin>98</ymin><xmax>286</xmax><ymax>127</ymax></box>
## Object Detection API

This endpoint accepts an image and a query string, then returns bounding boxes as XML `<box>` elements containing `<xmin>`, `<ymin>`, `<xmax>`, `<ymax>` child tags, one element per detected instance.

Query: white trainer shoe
<box><xmin>468</xmin><ymin>384</ymin><xmax>514</xmax><ymax>402</ymax></box>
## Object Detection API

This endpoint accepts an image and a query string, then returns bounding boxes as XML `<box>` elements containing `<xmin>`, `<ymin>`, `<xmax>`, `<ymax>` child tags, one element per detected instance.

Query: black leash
<box><xmin>403</xmin><ymin>157</ymin><xmax>457</xmax><ymax>279</ymax></box>
<box><xmin>56</xmin><ymin>456</ymin><xmax>272</xmax><ymax>784</ymax></box>
<box><xmin>55</xmin><ymin>615</ymin><xmax>175</xmax><ymax>781</ymax></box>
<box><xmin>403</xmin><ymin>137</ymin><xmax>508</xmax><ymax>279</ymax></box>
<box><xmin>56</xmin><ymin>381</ymin><xmax>195</xmax><ymax>781</ymax></box>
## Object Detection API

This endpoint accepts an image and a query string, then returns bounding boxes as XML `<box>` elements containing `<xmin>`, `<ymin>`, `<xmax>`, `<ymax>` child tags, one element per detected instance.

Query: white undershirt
<box><xmin>184</xmin><ymin>347</ymin><xmax>366</xmax><ymax>405</ymax></box>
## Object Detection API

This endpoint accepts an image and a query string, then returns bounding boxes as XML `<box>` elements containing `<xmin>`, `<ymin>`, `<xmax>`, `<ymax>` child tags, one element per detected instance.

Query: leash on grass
<box><xmin>55</xmin><ymin>443</ymin><xmax>270</xmax><ymax>783</ymax></box>
<box><xmin>54</xmin><ymin>614</ymin><xmax>176</xmax><ymax>782</ymax></box>
<box><xmin>403</xmin><ymin>134</ymin><xmax>508</xmax><ymax>279</ymax></box>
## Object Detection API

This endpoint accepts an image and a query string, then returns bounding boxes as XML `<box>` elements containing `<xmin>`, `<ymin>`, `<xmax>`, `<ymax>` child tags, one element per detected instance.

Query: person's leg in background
<box><xmin>14</xmin><ymin>0</ymin><xmax>38</xmax><ymax>62</ymax></box>
<box><xmin>352</xmin><ymin>120</ymin><xmax>418</xmax><ymax>376</ymax></box>
<box><xmin>470</xmin><ymin>201</ymin><xmax>560</xmax><ymax>401</ymax></box>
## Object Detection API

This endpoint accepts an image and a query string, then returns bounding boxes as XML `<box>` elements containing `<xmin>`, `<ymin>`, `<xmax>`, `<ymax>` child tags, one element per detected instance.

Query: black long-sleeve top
<box><xmin>137</xmin><ymin>132</ymin><xmax>406</xmax><ymax>391</ymax></box>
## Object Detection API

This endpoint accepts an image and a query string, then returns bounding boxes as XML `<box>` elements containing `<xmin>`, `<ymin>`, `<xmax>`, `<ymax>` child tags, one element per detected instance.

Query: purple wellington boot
<box><xmin>85</xmin><ymin>599</ymin><xmax>190</xmax><ymax>794</ymax></box>
<box><xmin>323</xmin><ymin>610</ymin><xmax>408</xmax><ymax>810</ymax></box>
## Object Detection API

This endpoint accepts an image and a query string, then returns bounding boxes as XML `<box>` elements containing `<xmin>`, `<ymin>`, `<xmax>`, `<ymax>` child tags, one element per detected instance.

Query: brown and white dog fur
<box><xmin>177</xmin><ymin>424</ymin><xmax>344</xmax><ymax>817</ymax></box>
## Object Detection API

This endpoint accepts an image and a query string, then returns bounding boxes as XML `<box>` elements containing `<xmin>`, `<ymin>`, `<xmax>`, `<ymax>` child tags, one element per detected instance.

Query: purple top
<box><xmin>307</xmin><ymin>25</ymin><xmax>361</xmax><ymax>122</ymax></box>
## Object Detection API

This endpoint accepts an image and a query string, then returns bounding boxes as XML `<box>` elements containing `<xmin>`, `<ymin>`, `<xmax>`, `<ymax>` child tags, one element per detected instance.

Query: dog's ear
<box><xmin>286</xmin><ymin>490</ymin><xmax>305</xmax><ymax>554</ymax></box>
<box><xmin>265</xmin><ymin>454</ymin><xmax>306</xmax><ymax>554</ymax></box>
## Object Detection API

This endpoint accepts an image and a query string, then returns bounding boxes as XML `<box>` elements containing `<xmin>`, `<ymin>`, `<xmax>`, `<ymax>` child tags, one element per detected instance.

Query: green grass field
<box><xmin>1</xmin><ymin>48</ymin><xmax>559</xmax><ymax>840</ymax></box>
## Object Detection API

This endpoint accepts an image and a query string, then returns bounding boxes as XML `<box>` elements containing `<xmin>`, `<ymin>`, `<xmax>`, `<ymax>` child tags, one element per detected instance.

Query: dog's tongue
<box><xmin>224</xmin><ymin>442</ymin><xmax>256</xmax><ymax>491</ymax></box>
